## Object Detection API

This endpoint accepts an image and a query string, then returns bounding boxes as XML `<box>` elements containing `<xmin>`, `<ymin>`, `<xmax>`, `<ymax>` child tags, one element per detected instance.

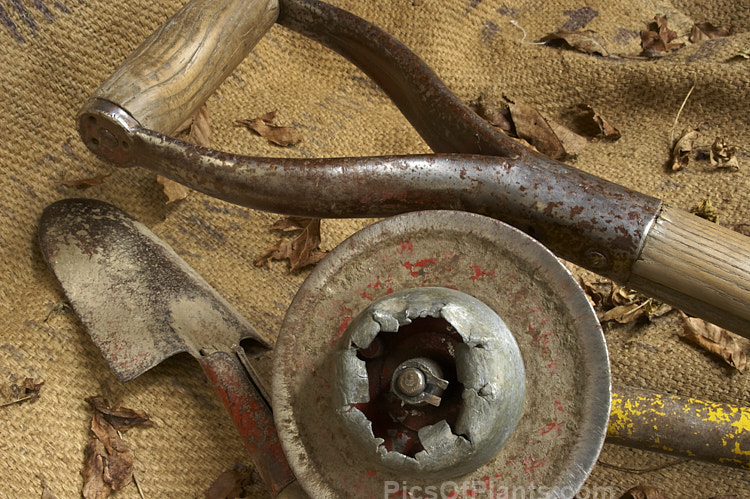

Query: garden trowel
<box><xmin>38</xmin><ymin>198</ymin><xmax>304</xmax><ymax>497</ymax></box>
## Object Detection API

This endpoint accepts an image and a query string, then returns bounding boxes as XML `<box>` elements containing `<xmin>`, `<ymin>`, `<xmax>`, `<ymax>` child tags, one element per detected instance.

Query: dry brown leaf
<box><xmin>579</xmin><ymin>279</ymin><xmax>605</xmax><ymax>307</ymax></box>
<box><xmin>177</xmin><ymin>103</ymin><xmax>212</xmax><ymax>147</ymax></box>
<box><xmin>470</xmin><ymin>96</ymin><xmax>514</xmax><ymax>133</ymax></box>
<box><xmin>82</xmin><ymin>439</ymin><xmax>111</xmax><ymax>499</ymax></box>
<box><xmin>549</xmin><ymin>121</ymin><xmax>588</xmax><ymax>157</ymax></box>
<box><xmin>681</xmin><ymin>314</ymin><xmax>747</xmax><ymax>371</ymax></box>
<box><xmin>236</xmin><ymin>111</ymin><xmax>303</xmax><ymax>147</ymax></box>
<box><xmin>641</xmin><ymin>15</ymin><xmax>684</xmax><ymax>55</ymax></box>
<box><xmin>572</xmin><ymin>104</ymin><xmax>621</xmax><ymax>140</ymax></box>
<box><xmin>58</xmin><ymin>174</ymin><xmax>111</xmax><ymax>188</ymax></box>
<box><xmin>86</xmin><ymin>395</ymin><xmax>155</xmax><ymax>432</ymax></box>
<box><xmin>82</xmin><ymin>397</ymin><xmax>154</xmax><ymax>498</ymax></box>
<box><xmin>689</xmin><ymin>22</ymin><xmax>731</xmax><ymax>43</ymax></box>
<box><xmin>156</xmin><ymin>175</ymin><xmax>189</xmax><ymax>204</ymax></box>
<box><xmin>23</xmin><ymin>378</ymin><xmax>44</xmax><ymax>403</ymax></box>
<box><xmin>710</xmin><ymin>137</ymin><xmax>740</xmax><ymax>170</ymax></box>
<box><xmin>1</xmin><ymin>378</ymin><xmax>44</xmax><ymax>408</ymax></box>
<box><xmin>670</xmin><ymin>129</ymin><xmax>699</xmax><ymax>171</ymax></box>
<box><xmin>505</xmin><ymin>99</ymin><xmax>567</xmax><ymax>160</ymax></box>
<box><xmin>690</xmin><ymin>197</ymin><xmax>718</xmax><ymax>223</ymax></box>
<box><xmin>620</xmin><ymin>484</ymin><xmax>666</xmax><ymax>499</ymax></box>
<box><xmin>584</xmin><ymin>280</ymin><xmax>672</xmax><ymax>323</ymax></box>
<box><xmin>598</xmin><ymin>302</ymin><xmax>648</xmax><ymax>324</ymax></box>
<box><xmin>539</xmin><ymin>29</ymin><xmax>609</xmax><ymax>56</ymax></box>
<box><xmin>255</xmin><ymin>217</ymin><xmax>327</xmax><ymax>271</ymax></box>
<box><xmin>205</xmin><ymin>462</ymin><xmax>260</xmax><ymax>499</ymax></box>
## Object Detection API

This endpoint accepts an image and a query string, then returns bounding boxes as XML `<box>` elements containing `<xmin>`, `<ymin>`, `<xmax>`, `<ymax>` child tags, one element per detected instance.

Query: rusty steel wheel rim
<box><xmin>272</xmin><ymin>211</ymin><xmax>610</xmax><ymax>498</ymax></box>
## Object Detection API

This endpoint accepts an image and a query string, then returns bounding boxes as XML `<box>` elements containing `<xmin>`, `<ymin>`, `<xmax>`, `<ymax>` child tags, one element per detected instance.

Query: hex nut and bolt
<box><xmin>391</xmin><ymin>357</ymin><xmax>449</xmax><ymax>406</ymax></box>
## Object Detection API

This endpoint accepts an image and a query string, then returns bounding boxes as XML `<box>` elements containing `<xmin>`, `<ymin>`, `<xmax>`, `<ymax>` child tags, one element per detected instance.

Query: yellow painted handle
<box><xmin>608</xmin><ymin>385</ymin><xmax>750</xmax><ymax>469</ymax></box>
<box><xmin>628</xmin><ymin>205</ymin><xmax>750</xmax><ymax>338</ymax></box>
<box><xmin>89</xmin><ymin>0</ymin><xmax>279</xmax><ymax>134</ymax></box>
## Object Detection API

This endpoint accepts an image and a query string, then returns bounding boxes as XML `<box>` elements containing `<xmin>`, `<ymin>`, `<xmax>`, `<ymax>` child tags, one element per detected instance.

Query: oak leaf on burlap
<box><xmin>82</xmin><ymin>396</ymin><xmax>154</xmax><ymax>499</ymax></box>
<box><xmin>57</xmin><ymin>174</ymin><xmax>111</xmax><ymax>188</ymax></box>
<box><xmin>641</xmin><ymin>15</ymin><xmax>684</xmax><ymax>54</ymax></box>
<box><xmin>205</xmin><ymin>462</ymin><xmax>260</xmax><ymax>499</ymax></box>
<box><xmin>670</xmin><ymin>129</ymin><xmax>699</xmax><ymax>171</ymax></box>
<box><xmin>568</xmin><ymin>104</ymin><xmax>621</xmax><ymax>140</ymax></box>
<box><xmin>255</xmin><ymin>217</ymin><xmax>327</xmax><ymax>271</ymax></box>
<box><xmin>582</xmin><ymin>279</ymin><xmax>672</xmax><ymax>324</ymax></box>
<box><xmin>689</xmin><ymin>22</ymin><xmax>731</xmax><ymax>43</ymax></box>
<box><xmin>710</xmin><ymin>137</ymin><xmax>740</xmax><ymax>170</ymax></box>
<box><xmin>681</xmin><ymin>314</ymin><xmax>748</xmax><ymax>371</ymax></box>
<box><xmin>538</xmin><ymin>29</ymin><xmax>610</xmax><ymax>56</ymax></box>
<box><xmin>236</xmin><ymin>110</ymin><xmax>303</xmax><ymax>147</ymax></box>
<box><xmin>0</xmin><ymin>377</ymin><xmax>44</xmax><ymax>408</ymax></box>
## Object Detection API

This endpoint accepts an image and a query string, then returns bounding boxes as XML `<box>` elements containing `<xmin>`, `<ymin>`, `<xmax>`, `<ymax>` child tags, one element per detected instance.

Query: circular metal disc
<box><xmin>273</xmin><ymin>211</ymin><xmax>610</xmax><ymax>498</ymax></box>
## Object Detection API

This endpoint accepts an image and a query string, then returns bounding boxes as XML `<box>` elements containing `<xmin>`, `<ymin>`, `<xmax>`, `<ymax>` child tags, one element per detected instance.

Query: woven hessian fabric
<box><xmin>1</xmin><ymin>0</ymin><xmax>749</xmax><ymax>497</ymax></box>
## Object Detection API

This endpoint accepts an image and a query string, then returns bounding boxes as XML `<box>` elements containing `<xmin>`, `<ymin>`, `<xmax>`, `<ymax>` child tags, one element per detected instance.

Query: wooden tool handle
<box><xmin>628</xmin><ymin>205</ymin><xmax>750</xmax><ymax>337</ymax></box>
<box><xmin>199</xmin><ymin>350</ymin><xmax>298</xmax><ymax>497</ymax></box>
<box><xmin>91</xmin><ymin>0</ymin><xmax>279</xmax><ymax>134</ymax></box>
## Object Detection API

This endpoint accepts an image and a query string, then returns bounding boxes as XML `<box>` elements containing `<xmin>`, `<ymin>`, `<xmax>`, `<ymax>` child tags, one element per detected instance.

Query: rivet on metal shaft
<box><xmin>392</xmin><ymin>358</ymin><xmax>449</xmax><ymax>406</ymax></box>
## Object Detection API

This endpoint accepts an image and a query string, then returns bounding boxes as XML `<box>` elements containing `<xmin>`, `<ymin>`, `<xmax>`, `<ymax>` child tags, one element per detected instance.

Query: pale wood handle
<box><xmin>90</xmin><ymin>0</ymin><xmax>279</xmax><ymax>134</ymax></box>
<box><xmin>628</xmin><ymin>205</ymin><xmax>750</xmax><ymax>337</ymax></box>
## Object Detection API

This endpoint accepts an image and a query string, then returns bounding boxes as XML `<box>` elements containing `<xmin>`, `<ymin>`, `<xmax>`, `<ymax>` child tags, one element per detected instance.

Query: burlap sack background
<box><xmin>2</xmin><ymin>0</ymin><xmax>749</xmax><ymax>497</ymax></box>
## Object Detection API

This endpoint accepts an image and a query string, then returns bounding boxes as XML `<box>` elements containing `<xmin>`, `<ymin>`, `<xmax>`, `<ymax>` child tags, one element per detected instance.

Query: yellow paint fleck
<box><xmin>734</xmin><ymin>441</ymin><xmax>750</xmax><ymax>456</ymax></box>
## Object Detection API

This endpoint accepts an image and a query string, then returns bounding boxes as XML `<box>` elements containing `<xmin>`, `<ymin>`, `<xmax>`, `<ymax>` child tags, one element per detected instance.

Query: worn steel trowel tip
<box><xmin>39</xmin><ymin>198</ymin><xmax>271</xmax><ymax>382</ymax></box>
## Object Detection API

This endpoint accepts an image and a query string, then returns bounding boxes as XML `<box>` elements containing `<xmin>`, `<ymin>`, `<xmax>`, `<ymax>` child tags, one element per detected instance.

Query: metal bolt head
<box><xmin>395</xmin><ymin>367</ymin><xmax>426</xmax><ymax>397</ymax></box>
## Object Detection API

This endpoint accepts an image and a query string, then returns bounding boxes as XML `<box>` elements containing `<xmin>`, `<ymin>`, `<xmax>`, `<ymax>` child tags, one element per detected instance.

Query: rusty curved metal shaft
<box><xmin>82</xmin><ymin>98</ymin><xmax>659</xmax><ymax>285</ymax></box>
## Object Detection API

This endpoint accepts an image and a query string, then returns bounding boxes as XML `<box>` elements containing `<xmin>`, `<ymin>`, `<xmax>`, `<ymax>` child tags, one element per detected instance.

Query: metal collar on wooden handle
<box><xmin>78</xmin><ymin>0</ymin><xmax>750</xmax><ymax>338</ymax></box>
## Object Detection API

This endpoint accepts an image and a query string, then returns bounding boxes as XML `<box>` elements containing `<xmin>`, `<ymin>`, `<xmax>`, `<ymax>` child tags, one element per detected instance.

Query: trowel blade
<box><xmin>39</xmin><ymin>198</ymin><xmax>270</xmax><ymax>382</ymax></box>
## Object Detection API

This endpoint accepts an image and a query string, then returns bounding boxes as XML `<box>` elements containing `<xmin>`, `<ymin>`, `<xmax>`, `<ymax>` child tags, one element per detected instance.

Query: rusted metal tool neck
<box><xmin>79</xmin><ymin>98</ymin><xmax>660</xmax><ymax>284</ymax></box>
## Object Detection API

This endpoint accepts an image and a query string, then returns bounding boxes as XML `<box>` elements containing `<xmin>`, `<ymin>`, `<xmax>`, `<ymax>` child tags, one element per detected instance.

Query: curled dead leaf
<box><xmin>176</xmin><ymin>103</ymin><xmax>212</xmax><ymax>147</ymax></box>
<box><xmin>641</xmin><ymin>15</ymin><xmax>684</xmax><ymax>55</ymax></box>
<box><xmin>236</xmin><ymin>111</ymin><xmax>303</xmax><ymax>147</ymax></box>
<box><xmin>571</xmin><ymin>104</ymin><xmax>621</xmax><ymax>140</ymax></box>
<box><xmin>620</xmin><ymin>484</ymin><xmax>666</xmax><ymax>499</ymax></box>
<box><xmin>585</xmin><ymin>279</ymin><xmax>672</xmax><ymax>324</ymax></box>
<box><xmin>539</xmin><ymin>29</ymin><xmax>609</xmax><ymax>56</ymax></box>
<box><xmin>86</xmin><ymin>395</ymin><xmax>155</xmax><ymax>432</ymax></box>
<box><xmin>255</xmin><ymin>217</ymin><xmax>327</xmax><ymax>271</ymax></box>
<box><xmin>157</xmin><ymin>175</ymin><xmax>189</xmax><ymax>204</ymax></box>
<box><xmin>670</xmin><ymin>129</ymin><xmax>699</xmax><ymax>171</ymax></box>
<box><xmin>506</xmin><ymin>99</ymin><xmax>565</xmax><ymax>160</ymax></box>
<box><xmin>82</xmin><ymin>439</ymin><xmax>111</xmax><ymax>499</ymax></box>
<box><xmin>82</xmin><ymin>397</ymin><xmax>154</xmax><ymax>498</ymax></box>
<box><xmin>598</xmin><ymin>302</ymin><xmax>648</xmax><ymax>324</ymax></box>
<box><xmin>0</xmin><ymin>377</ymin><xmax>44</xmax><ymax>408</ymax></box>
<box><xmin>681</xmin><ymin>313</ymin><xmax>747</xmax><ymax>371</ymax></box>
<box><xmin>470</xmin><ymin>96</ymin><xmax>514</xmax><ymax>133</ymax></box>
<box><xmin>689</xmin><ymin>22</ymin><xmax>731</xmax><ymax>43</ymax></box>
<box><xmin>205</xmin><ymin>462</ymin><xmax>260</xmax><ymax>499</ymax></box>
<box><xmin>710</xmin><ymin>137</ymin><xmax>740</xmax><ymax>170</ymax></box>
<box><xmin>690</xmin><ymin>197</ymin><xmax>718</xmax><ymax>223</ymax></box>
<box><xmin>57</xmin><ymin>174</ymin><xmax>111</xmax><ymax>188</ymax></box>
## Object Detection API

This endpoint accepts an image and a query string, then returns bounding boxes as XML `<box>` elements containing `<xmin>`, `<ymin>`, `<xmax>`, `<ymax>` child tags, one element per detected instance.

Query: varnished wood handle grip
<box><xmin>90</xmin><ymin>0</ymin><xmax>279</xmax><ymax>134</ymax></box>
<box><xmin>628</xmin><ymin>205</ymin><xmax>750</xmax><ymax>337</ymax></box>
